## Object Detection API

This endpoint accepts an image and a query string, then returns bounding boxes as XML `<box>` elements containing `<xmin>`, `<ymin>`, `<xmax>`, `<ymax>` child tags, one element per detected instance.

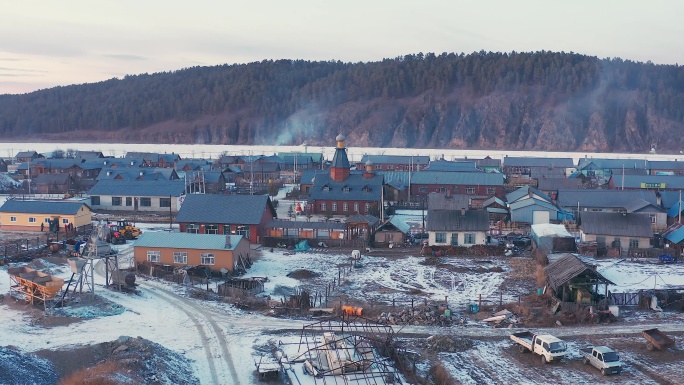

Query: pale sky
<box><xmin>1</xmin><ymin>0</ymin><xmax>683</xmax><ymax>95</ymax></box>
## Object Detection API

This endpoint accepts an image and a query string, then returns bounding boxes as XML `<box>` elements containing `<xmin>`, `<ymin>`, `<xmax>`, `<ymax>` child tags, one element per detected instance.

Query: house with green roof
<box><xmin>133</xmin><ymin>232</ymin><xmax>250</xmax><ymax>273</ymax></box>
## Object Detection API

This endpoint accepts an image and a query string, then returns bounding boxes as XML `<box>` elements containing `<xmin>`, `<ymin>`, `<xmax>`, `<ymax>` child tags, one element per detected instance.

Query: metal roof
<box><xmin>508</xmin><ymin>198</ymin><xmax>559</xmax><ymax>212</ymax></box>
<box><xmin>0</xmin><ymin>199</ymin><xmax>89</xmax><ymax>215</ymax></box>
<box><xmin>425</xmin><ymin>160</ymin><xmax>480</xmax><ymax>172</ymax></box>
<box><xmin>410</xmin><ymin>171</ymin><xmax>504</xmax><ymax>186</ymax></box>
<box><xmin>426</xmin><ymin>209</ymin><xmax>489</xmax><ymax>231</ymax></box>
<box><xmin>503</xmin><ymin>157</ymin><xmax>574</xmax><ymax>168</ymax></box>
<box><xmin>610</xmin><ymin>174</ymin><xmax>684</xmax><ymax>189</ymax></box>
<box><xmin>580</xmin><ymin>212</ymin><xmax>652</xmax><ymax>237</ymax></box>
<box><xmin>359</xmin><ymin>154</ymin><xmax>430</xmax><ymax>165</ymax></box>
<box><xmin>308</xmin><ymin>174</ymin><xmax>383</xmax><ymax>202</ymax></box>
<box><xmin>649</xmin><ymin>160</ymin><xmax>684</xmax><ymax>170</ymax></box>
<box><xmin>537</xmin><ymin>177</ymin><xmax>583</xmax><ymax>191</ymax></box>
<box><xmin>623</xmin><ymin>199</ymin><xmax>663</xmax><ymax>214</ymax></box>
<box><xmin>134</xmin><ymin>232</ymin><xmax>243</xmax><ymax>250</ymax></box>
<box><xmin>331</xmin><ymin>147</ymin><xmax>350</xmax><ymax>169</ymax></box>
<box><xmin>428</xmin><ymin>193</ymin><xmax>471</xmax><ymax>211</ymax></box>
<box><xmin>557</xmin><ymin>189</ymin><xmax>658</xmax><ymax>208</ymax></box>
<box><xmin>578</xmin><ymin>158</ymin><xmax>649</xmax><ymax>170</ymax></box>
<box><xmin>506</xmin><ymin>186</ymin><xmax>552</xmax><ymax>204</ymax></box>
<box><xmin>345</xmin><ymin>214</ymin><xmax>380</xmax><ymax>226</ymax></box>
<box><xmin>175</xmin><ymin>194</ymin><xmax>275</xmax><ymax>225</ymax></box>
<box><xmin>384</xmin><ymin>216</ymin><xmax>411</xmax><ymax>234</ymax></box>
<box><xmin>88</xmin><ymin>179</ymin><xmax>186</xmax><ymax>197</ymax></box>
<box><xmin>266</xmin><ymin>220</ymin><xmax>346</xmax><ymax>230</ymax></box>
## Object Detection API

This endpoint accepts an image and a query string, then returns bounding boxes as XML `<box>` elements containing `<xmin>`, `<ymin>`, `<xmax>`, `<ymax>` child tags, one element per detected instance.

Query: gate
<box><xmin>609</xmin><ymin>292</ymin><xmax>640</xmax><ymax>306</ymax></box>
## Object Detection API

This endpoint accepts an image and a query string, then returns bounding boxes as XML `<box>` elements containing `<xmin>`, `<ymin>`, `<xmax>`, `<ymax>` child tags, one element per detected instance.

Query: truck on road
<box><xmin>510</xmin><ymin>331</ymin><xmax>567</xmax><ymax>364</ymax></box>
<box><xmin>579</xmin><ymin>346</ymin><xmax>622</xmax><ymax>375</ymax></box>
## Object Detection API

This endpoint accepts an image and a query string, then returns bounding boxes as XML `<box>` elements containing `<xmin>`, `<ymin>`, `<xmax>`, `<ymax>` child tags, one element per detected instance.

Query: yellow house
<box><xmin>0</xmin><ymin>200</ymin><xmax>92</xmax><ymax>232</ymax></box>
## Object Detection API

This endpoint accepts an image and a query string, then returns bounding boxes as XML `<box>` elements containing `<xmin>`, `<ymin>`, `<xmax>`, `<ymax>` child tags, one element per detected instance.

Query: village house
<box><xmin>97</xmin><ymin>168</ymin><xmax>180</xmax><ymax>181</ymax></box>
<box><xmin>373</xmin><ymin>216</ymin><xmax>411</xmax><ymax>247</ymax></box>
<box><xmin>609</xmin><ymin>174</ymin><xmax>684</xmax><ymax>191</ymax></box>
<box><xmin>124</xmin><ymin>152</ymin><xmax>181</xmax><ymax>168</ymax></box>
<box><xmin>356</xmin><ymin>155</ymin><xmax>429</xmax><ymax>172</ymax></box>
<box><xmin>88</xmin><ymin>179</ymin><xmax>186</xmax><ymax>212</ymax></box>
<box><xmin>15</xmin><ymin>151</ymin><xmax>44</xmax><ymax>164</ymax></box>
<box><xmin>409</xmin><ymin>171</ymin><xmax>505</xmax><ymax>199</ymax></box>
<box><xmin>174</xmin><ymin>194</ymin><xmax>277</xmax><ymax>244</ymax></box>
<box><xmin>308</xmin><ymin>135</ymin><xmax>383</xmax><ymax>215</ymax></box>
<box><xmin>133</xmin><ymin>232</ymin><xmax>250</xmax><ymax>274</ymax></box>
<box><xmin>425</xmin><ymin>209</ymin><xmax>489</xmax><ymax>246</ymax></box>
<box><xmin>579</xmin><ymin>212</ymin><xmax>653</xmax><ymax>253</ymax></box>
<box><xmin>32</xmin><ymin>173</ymin><xmax>76</xmax><ymax>194</ymax></box>
<box><xmin>453</xmin><ymin>156</ymin><xmax>501</xmax><ymax>173</ymax></box>
<box><xmin>265</xmin><ymin>220</ymin><xmax>347</xmax><ymax>243</ymax></box>
<box><xmin>648</xmin><ymin>160</ymin><xmax>684</xmax><ymax>175</ymax></box>
<box><xmin>556</xmin><ymin>189</ymin><xmax>665</xmax><ymax>229</ymax></box>
<box><xmin>577</xmin><ymin>157</ymin><xmax>649</xmax><ymax>182</ymax></box>
<box><xmin>0</xmin><ymin>200</ymin><xmax>91</xmax><ymax>232</ymax></box>
<box><xmin>502</xmin><ymin>156</ymin><xmax>574</xmax><ymax>178</ymax></box>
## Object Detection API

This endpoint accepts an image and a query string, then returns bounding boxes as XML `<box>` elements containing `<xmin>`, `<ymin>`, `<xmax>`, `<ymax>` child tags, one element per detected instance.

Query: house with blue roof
<box><xmin>0</xmin><ymin>199</ymin><xmax>91</xmax><ymax>232</ymax></box>
<box><xmin>410</xmin><ymin>171</ymin><xmax>505</xmax><ymax>199</ymax></box>
<box><xmin>175</xmin><ymin>194</ymin><xmax>277</xmax><ymax>244</ymax></box>
<box><xmin>88</xmin><ymin>179</ymin><xmax>186</xmax><ymax>212</ymax></box>
<box><xmin>308</xmin><ymin>135</ymin><xmax>383</xmax><ymax>216</ymax></box>
<box><xmin>373</xmin><ymin>216</ymin><xmax>411</xmax><ymax>246</ymax></box>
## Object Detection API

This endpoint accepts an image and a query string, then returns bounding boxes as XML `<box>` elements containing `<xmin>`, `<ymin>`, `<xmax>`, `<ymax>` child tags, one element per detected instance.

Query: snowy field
<box><xmin>596</xmin><ymin>259</ymin><xmax>684</xmax><ymax>291</ymax></box>
<box><xmin>245</xmin><ymin>249</ymin><xmax>514</xmax><ymax>308</ymax></box>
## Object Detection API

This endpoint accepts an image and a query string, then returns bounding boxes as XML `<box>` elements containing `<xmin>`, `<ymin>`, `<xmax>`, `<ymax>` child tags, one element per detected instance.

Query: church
<box><xmin>307</xmin><ymin>134</ymin><xmax>383</xmax><ymax>215</ymax></box>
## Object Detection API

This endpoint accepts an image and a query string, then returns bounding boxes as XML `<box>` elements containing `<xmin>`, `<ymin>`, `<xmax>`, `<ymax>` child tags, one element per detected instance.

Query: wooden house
<box><xmin>579</xmin><ymin>212</ymin><xmax>653</xmax><ymax>252</ymax></box>
<box><xmin>426</xmin><ymin>209</ymin><xmax>489</xmax><ymax>246</ymax></box>
<box><xmin>544</xmin><ymin>254</ymin><xmax>614</xmax><ymax>303</ymax></box>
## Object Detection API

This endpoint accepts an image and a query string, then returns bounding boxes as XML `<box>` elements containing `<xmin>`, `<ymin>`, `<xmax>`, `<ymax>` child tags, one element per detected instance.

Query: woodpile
<box><xmin>376</xmin><ymin>308</ymin><xmax>452</xmax><ymax>326</ymax></box>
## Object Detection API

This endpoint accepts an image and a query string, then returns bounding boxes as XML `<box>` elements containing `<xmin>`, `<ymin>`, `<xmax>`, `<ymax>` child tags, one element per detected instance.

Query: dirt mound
<box><xmin>287</xmin><ymin>269</ymin><xmax>320</xmax><ymax>279</ymax></box>
<box><xmin>425</xmin><ymin>335</ymin><xmax>474</xmax><ymax>353</ymax></box>
<box><xmin>37</xmin><ymin>336</ymin><xmax>199</xmax><ymax>385</ymax></box>
<box><xmin>0</xmin><ymin>346</ymin><xmax>59</xmax><ymax>385</ymax></box>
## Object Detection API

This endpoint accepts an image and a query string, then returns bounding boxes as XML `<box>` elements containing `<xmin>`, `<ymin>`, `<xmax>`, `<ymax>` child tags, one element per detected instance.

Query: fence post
<box><xmin>392</xmin><ymin>299</ymin><xmax>395</xmax><ymax>309</ymax></box>
<box><xmin>411</xmin><ymin>299</ymin><xmax>414</xmax><ymax>315</ymax></box>
<box><xmin>478</xmin><ymin>294</ymin><xmax>482</xmax><ymax>308</ymax></box>
<box><xmin>500</xmin><ymin>292</ymin><xmax>503</xmax><ymax>306</ymax></box>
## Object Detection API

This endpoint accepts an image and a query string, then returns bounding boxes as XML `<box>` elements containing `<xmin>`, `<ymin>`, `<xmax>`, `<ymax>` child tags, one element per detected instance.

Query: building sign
<box><xmin>640</xmin><ymin>182</ymin><xmax>666</xmax><ymax>189</ymax></box>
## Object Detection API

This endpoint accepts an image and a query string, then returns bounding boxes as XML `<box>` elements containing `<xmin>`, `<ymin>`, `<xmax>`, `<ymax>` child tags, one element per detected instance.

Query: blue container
<box><xmin>537</xmin><ymin>288</ymin><xmax>544</xmax><ymax>295</ymax></box>
<box><xmin>470</xmin><ymin>304</ymin><xmax>479</xmax><ymax>313</ymax></box>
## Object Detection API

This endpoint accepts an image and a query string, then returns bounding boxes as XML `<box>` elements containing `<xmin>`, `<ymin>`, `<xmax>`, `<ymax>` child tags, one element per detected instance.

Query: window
<box><xmin>323</xmin><ymin>185</ymin><xmax>331</xmax><ymax>192</ymax></box>
<box><xmin>343</xmin><ymin>186</ymin><xmax>350</xmax><ymax>192</ymax></box>
<box><xmin>147</xmin><ymin>251</ymin><xmax>160</xmax><ymax>263</ymax></box>
<box><xmin>201</xmin><ymin>253</ymin><xmax>215</xmax><ymax>265</ymax></box>
<box><xmin>206</xmin><ymin>224</ymin><xmax>219</xmax><ymax>235</ymax></box>
<box><xmin>29</xmin><ymin>217</ymin><xmax>37</xmax><ymax>223</ymax></box>
<box><xmin>486</xmin><ymin>188</ymin><xmax>496</xmax><ymax>195</ymax></box>
<box><xmin>465</xmin><ymin>187</ymin><xmax>475</xmax><ymax>194</ymax></box>
<box><xmin>438</xmin><ymin>186</ymin><xmax>446</xmax><ymax>193</ymax></box>
<box><xmin>173</xmin><ymin>252</ymin><xmax>188</xmax><ymax>264</ymax></box>
<box><xmin>649</xmin><ymin>214</ymin><xmax>656</xmax><ymax>224</ymax></box>
<box><xmin>91</xmin><ymin>196</ymin><xmax>100</xmax><ymax>205</ymax></box>
<box><xmin>62</xmin><ymin>218</ymin><xmax>69</xmax><ymax>224</ymax></box>
<box><xmin>236</xmin><ymin>225</ymin><xmax>250</xmax><ymax>240</ymax></box>
<box><xmin>321</xmin><ymin>202</ymin><xmax>327</xmax><ymax>211</ymax></box>
<box><xmin>451</xmin><ymin>234</ymin><xmax>459</xmax><ymax>245</ymax></box>
<box><xmin>362</xmin><ymin>186</ymin><xmax>370</xmax><ymax>193</ymax></box>
<box><xmin>464</xmin><ymin>233</ymin><xmax>476</xmax><ymax>244</ymax></box>
<box><xmin>126</xmin><ymin>197</ymin><xmax>132</xmax><ymax>206</ymax></box>
<box><xmin>629</xmin><ymin>239</ymin><xmax>639</xmax><ymax>249</ymax></box>
<box><xmin>332</xmin><ymin>202</ymin><xmax>338</xmax><ymax>212</ymax></box>
<box><xmin>354</xmin><ymin>203</ymin><xmax>359</xmax><ymax>213</ymax></box>
<box><xmin>419</xmin><ymin>187</ymin><xmax>428</xmax><ymax>193</ymax></box>
<box><xmin>159</xmin><ymin>198</ymin><xmax>171</xmax><ymax>208</ymax></box>
<box><xmin>223</xmin><ymin>225</ymin><xmax>231</xmax><ymax>235</ymax></box>
<box><xmin>596</xmin><ymin>236</ymin><xmax>606</xmax><ymax>247</ymax></box>
<box><xmin>435</xmin><ymin>233</ymin><xmax>446</xmax><ymax>243</ymax></box>
<box><xmin>343</xmin><ymin>202</ymin><xmax>348</xmax><ymax>212</ymax></box>
<box><xmin>140</xmin><ymin>197</ymin><xmax>151</xmax><ymax>207</ymax></box>
<box><xmin>186</xmin><ymin>224</ymin><xmax>199</xmax><ymax>234</ymax></box>
<box><xmin>10</xmin><ymin>216</ymin><xmax>16</xmax><ymax>222</ymax></box>
<box><xmin>44</xmin><ymin>218</ymin><xmax>50</xmax><ymax>223</ymax></box>
<box><xmin>112</xmin><ymin>197</ymin><xmax>122</xmax><ymax>206</ymax></box>
<box><xmin>364</xmin><ymin>203</ymin><xmax>370</xmax><ymax>213</ymax></box>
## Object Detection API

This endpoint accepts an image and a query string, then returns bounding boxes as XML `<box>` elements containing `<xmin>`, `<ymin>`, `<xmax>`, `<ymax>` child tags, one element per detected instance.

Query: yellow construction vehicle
<box><xmin>116</xmin><ymin>219</ymin><xmax>142</xmax><ymax>240</ymax></box>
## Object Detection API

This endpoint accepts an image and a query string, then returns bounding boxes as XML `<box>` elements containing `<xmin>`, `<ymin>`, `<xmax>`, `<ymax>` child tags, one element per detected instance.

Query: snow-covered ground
<box><xmin>596</xmin><ymin>259</ymin><xmax>684</xmax><ymax>291</ymax></box>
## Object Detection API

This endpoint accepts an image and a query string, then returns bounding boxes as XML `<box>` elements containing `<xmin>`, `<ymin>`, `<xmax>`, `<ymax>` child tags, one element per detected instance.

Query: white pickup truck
<box><xmin>510</xmin><ymin>331</ymin><xmax>567</xmax><ymax>364</ymax></box>
<box><xmin>579</xmin><ymin>346</ymin><xmax>622</xmax><ymax>375</ymax></box>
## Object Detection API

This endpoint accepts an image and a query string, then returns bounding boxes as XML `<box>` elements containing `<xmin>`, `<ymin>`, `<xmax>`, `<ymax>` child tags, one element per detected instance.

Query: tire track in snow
<box><xmin>144</xmin><ymin>285</ymin><xmax>239</xmax><ymax>385</ymax></box>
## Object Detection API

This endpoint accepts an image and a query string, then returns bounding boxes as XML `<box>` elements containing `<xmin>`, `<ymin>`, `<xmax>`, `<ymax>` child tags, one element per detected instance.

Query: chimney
<box><xmin>363</xmin><ymin>160</ymin><xmax>374</xmax><ymax>178</ymax></box>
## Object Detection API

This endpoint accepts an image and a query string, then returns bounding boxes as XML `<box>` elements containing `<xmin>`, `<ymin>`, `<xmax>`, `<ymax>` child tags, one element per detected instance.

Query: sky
<box><xmin>1</xmin><ymin>0</ymin><xmax>683</xmax><ymax>95</ymax></box>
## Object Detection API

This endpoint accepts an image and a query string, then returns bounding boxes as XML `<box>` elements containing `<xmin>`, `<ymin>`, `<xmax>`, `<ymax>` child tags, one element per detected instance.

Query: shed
<box><xmin>544</xmin><ymin>254</ymin><xmax>614</xmax><ymax>303</ymax></box>
<box><xmin>531</xmin><ymin>224</ymin><xmax>576</xmax><ymax>255</ymax></box>
<box><xmin>374</xmin><ymin>216</ymin><xmax>411</xmax><ymax>246</ymax></box>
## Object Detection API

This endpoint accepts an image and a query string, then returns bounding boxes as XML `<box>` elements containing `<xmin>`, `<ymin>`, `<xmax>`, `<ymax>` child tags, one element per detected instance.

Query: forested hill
<box><xmin>2</xmin><ymin>51</ymin><xmax>684</xmax><ymax>152</ymax></box>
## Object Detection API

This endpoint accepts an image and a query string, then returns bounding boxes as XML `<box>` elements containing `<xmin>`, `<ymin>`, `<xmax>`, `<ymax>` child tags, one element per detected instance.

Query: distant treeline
<box><xmin>1</xmin><ymin>51</ymin><xmax>683</xmax><ymax>145</ymax></box>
